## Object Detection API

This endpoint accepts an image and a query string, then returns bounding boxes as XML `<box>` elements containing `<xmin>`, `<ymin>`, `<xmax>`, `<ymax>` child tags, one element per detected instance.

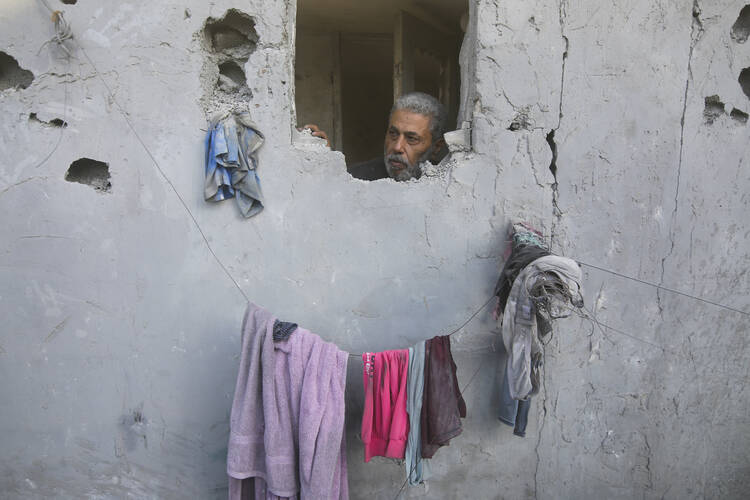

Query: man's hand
<box><xmin>299</xmin><ymin>124</ymin><xmax>330</xmax><ymax>147</ymax></box>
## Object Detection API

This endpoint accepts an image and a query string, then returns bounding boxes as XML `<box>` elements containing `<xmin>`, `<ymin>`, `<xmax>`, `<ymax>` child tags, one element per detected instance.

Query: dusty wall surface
<box><xmin>0</xmin><ymin>0</ymin><xmax>748</xmax><ymax>499</ymax></box>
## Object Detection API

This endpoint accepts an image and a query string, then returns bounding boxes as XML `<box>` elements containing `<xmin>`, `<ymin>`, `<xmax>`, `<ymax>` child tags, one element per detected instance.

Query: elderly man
<box><xmin>305</xmin><ymin>92</ymin><xmax>448</xmax><ymax>181</ymax></box>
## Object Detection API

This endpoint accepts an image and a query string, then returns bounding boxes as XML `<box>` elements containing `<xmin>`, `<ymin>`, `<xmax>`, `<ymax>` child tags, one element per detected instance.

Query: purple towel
<box><xmin>227</xmin><ymin>303</ymin><xmax>349</xmax><ymax>499</ymax></box>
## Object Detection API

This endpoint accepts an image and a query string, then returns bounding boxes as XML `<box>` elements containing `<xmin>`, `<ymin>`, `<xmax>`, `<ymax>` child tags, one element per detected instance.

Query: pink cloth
<box><xmin>227</xmin><ymin>302</ymin><xmax>349</xmax><ymax>499</ymax></box>
<box><xmin>361</xmin><ymin>350</ymin><xmax>410</xmax><ymax>462</ymax></box>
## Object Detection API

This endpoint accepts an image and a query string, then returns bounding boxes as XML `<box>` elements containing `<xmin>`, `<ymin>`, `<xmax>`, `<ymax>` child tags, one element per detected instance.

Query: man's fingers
<box><xmin>298</xmin><ymin>123</ymin><xmax>330</xmax><ymax>146</ymax></box>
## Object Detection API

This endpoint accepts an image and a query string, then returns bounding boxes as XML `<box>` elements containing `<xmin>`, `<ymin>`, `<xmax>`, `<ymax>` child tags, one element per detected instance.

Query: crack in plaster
<box><xmin>548</xmin><ymin>0</ymin><xmax>569</xmax><ymax>251</ymax></box>
<box><xmin>534</xmin><ymin>349</ymin><xmax>550</xmax><ymax>499</ymax></box>
<box><xmin>658</xmin><ymin>0</ymin><xmax>704</xmax><ymax>313</ymax></box>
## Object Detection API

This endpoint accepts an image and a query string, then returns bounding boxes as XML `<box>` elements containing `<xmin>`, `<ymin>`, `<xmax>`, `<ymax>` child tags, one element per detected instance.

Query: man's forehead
<box><xmin>389</xmin><ymin>109</ymin><xmax>431</xmax><ymax>135</ymax></box>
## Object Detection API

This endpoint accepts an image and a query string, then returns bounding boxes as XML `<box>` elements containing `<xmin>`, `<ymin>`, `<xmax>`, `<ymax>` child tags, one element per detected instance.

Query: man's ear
<box><xmin>430</xmin><ymin>138</ymin><xmax>446</xmax><ymax>162</ymax></box>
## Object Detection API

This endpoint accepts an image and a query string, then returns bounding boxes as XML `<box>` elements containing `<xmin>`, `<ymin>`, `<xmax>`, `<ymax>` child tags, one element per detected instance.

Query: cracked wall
<box><xmin>0</xmin><ymin>1</ymin><xmax>748</xmax><ymax>499</ymax></box>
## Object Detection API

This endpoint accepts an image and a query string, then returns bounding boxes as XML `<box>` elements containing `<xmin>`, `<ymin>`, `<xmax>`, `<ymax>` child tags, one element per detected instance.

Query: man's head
<box><xmin>383</xmin><ymin>92</ymin><xmax>448</xmax><ymax>181</ymax></box>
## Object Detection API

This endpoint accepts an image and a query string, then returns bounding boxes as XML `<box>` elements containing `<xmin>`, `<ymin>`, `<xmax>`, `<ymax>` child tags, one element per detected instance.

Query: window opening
<box><xmin>295</xmin><ymin>0</ymin><xmax>470</xmax><ymax>178</ymax></box>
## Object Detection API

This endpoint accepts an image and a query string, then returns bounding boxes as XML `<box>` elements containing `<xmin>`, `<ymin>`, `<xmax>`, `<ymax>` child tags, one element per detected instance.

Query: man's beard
<box><xmin>384</xmin><ymin>145</ymin><xmax>434</xmax><ymax>181</ymax></box>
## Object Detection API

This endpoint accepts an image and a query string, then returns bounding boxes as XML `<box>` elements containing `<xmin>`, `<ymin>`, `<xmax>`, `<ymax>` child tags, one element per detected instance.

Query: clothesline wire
<box><xmin>32</xmin><ymin>2</ymin><xmax>71</xmax><ymax>171</ymax></box>
<box><xmin>348</xmin><ymin>294</ymin><xmax>496</xmax><ymax>358</ymax></box>
<box><xmin>35</xmin><ymin>2</ymin><xmax>250</xmax><ymax>303</ymax></box>
<box><xmin>577</xmin><ymin>260</ymin><xmax>749</xmax><ymax>317</ymax></box>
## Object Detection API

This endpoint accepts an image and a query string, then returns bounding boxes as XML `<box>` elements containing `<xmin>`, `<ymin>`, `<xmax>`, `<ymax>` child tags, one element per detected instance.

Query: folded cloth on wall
<box><xmin>421</xmin><ymin>335</ymin><xmax>466</xmax><ymax>459</ymax></box>
<box><xmin>205</xmin><ymin>111</ymin><xmax>264</xmax><ymax>217</ymax></box>
<box><xmin>227</xmin><ymin>302</ymin><xmax>349</xmax><ymax>499</ymax></box>
<box><xmin>405</xmin><ymin>341</ymin><xmax>431</xmax><ymax>485</ymax></box>
<box><xmin>501</xmin><ymin>256</ymin><xmax>583</xmax><ymax>400</ymax></box>
<box><xmin>361</xmin><ymin>349</ymin><xmax>410</xmax><ymax>462</ymax></box>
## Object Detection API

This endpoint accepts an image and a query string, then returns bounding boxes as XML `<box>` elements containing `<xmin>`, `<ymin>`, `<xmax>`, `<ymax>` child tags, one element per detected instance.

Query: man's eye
<box><xmin>407</xmin><ymin>137</ymin><xmax>419</xmax><ymax>145</ymax></box>
<box><xmin>388</xmin><ymin>130</ymin><xmax>398</xmax><ymax>138</ymax></box>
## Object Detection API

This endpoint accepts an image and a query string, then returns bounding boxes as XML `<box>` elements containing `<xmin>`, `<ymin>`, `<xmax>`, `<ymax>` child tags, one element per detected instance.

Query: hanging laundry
<box><xmin>497</xmin><ymin>357</ymin><xmax>531</xmax><ymax>437</ymax></box>
<box><xmin>493</xmin><ymin>221</ymin><xmax>551</xmax><ymax>321</ymax></box>
<box><xmin>404</xmin><ymin>340</ymin><xmax>432</xmax><ymax>485</ymax></box>
<box><xmin>205</xmin><ymin>111</ymin><xmax>265</xmax><ymax>217</ymax></box>
<box><xmin>421</xmin><ymin>336</ymin><xmax>466</xmax><ymax>459</ymax></box>
<box><xmin>361</xmin><ymin>349</ymin><xmax>410</xmax><ymax>462</ymax></box>
<box><xmin>500</xmin><ymin>255</ymin><xmax>584</xmax><ymax>401</ymax></box>
<box><xmin>227</xmin><ymin>303</ymin><xmax>349</xmax><ymax>500</ymax></box>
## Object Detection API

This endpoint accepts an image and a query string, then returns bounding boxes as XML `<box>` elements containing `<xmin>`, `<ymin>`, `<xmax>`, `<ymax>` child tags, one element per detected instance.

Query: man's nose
<box><xmin>392</xmin><ymin>135</ymin><xmax>406</xmax><ymax>153</ymax></box>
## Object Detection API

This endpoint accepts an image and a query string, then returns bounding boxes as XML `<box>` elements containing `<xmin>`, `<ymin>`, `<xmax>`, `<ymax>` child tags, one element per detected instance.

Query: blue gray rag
<box><xmin>204</xmin><ymin>112</ymin><xmax>264</xmax><ymax>217</ymax></box>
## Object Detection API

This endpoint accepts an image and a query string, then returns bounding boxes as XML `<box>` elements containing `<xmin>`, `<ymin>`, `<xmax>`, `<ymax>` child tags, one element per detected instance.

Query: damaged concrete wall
<box><xmin>0</xmin><ymin>0</ymin><xmax>747</xmax><ymax>499</ymax></box>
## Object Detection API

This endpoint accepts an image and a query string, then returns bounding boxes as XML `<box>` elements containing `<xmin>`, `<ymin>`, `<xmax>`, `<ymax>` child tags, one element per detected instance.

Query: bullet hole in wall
<box><xmin>65</xmin><ymin>158</ymin><xmax>111</xmax><ymax>192</ymax></box>
<box><xmin>731</xmin><ymin>5</ymin><xmax>750</xmax><ymax>43</ymax></box>
<box><xmin>730</xmin><ymin>108</ymin><xmax>748</xmax><ymax>124</ymax></box>
<box><xmin>703</xmin><ymin>95</ymin><xmax>725</xmax><ymax>124</ymax></box>
<box><xmin>29</xmin><ymin>113</ymin><xmax>67</xmax><ymax>128</ymax></box>
<box><xmin>218</xmin><ymin>61</ymin><xmax>249</xmax><ymax>95</ymax></box>
<box><xmin>740</xmin><ymin>68</ymin><xmax>750</xmax><ymax>100</ymax></box>
<box><xmin>0</xmin><ymin>52</ymin><xmax>34</xmax><ymax>91</ymax></box>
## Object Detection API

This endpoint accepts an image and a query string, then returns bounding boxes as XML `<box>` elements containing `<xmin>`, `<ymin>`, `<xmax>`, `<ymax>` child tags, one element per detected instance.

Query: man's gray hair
<box><xmin>390</xmin><ymin>92</ymin><xmax>449</xmax><ymax>144</ymax></box>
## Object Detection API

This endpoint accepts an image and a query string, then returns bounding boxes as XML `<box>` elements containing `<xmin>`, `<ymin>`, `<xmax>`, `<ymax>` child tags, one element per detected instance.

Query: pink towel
<box><xmin>227</xmin><ymin>302</ymin><xmax>349</xmax><ymax>499</ymax></box>
<box><xmin>361</xmin><ymin>349</ymin><xmax>410</xmax><ymax>462</ymax></box>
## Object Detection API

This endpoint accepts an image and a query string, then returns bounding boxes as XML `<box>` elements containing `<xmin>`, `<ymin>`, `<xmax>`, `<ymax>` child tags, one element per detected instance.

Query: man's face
<box><xmin>383</xmin><ymin>109</ymin><xmax>434</xmax><ymax>181</ymax></box>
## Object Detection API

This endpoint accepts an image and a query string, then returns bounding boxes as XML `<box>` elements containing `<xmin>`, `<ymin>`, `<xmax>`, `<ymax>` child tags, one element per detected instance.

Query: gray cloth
<box><xmin>500</xmin><ymin>256</ymin><xmax>583</xmax><ymax>400</ymax></box>
<box><xmin>497</xmin><ymin>348</ymin><xmax>531</xmax><ymax>437</ymax></box>
<box><xmin>272</xmin><ymin>319</ymin><xmax>297</xmax><ymax>342</ymax></box>
<box><xmin>405</xmin><ymin>342</ymin><xmax>431</xmax><ymax>485</ymax></box>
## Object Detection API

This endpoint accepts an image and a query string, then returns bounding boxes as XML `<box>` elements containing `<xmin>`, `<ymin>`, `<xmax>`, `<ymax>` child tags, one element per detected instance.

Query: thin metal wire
<box><xmin>349</xmin><ymin>295</ymin><xmax>496</xmax><ymax>358</ymax></box>
<box><xmin>578</xmin><ymin>260</ymin><xmax>749</xmax><ymax>317</ymax></box>
<box><xmin>33</xmin><ymin>1</ymin><xmax>72</xmax><ymax>170</ymax></box>
<box><xmin>60</xmin><ymin>34</ymin><xmax>249</xmax><ymax>302</ymax></box>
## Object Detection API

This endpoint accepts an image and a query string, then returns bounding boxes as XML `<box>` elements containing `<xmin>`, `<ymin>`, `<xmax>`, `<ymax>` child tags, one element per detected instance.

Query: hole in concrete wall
<box><xmin>204</xmin><ymin>9</ymin><xmax>258</xmax><ymax>59</ymax></box>
<box><xmin>703</xmin><ymin>95</ymin><xmax>725</xmax><ymax>124</ymax></box>
<box><xmin>731</xmin><ymin>5</ymin><xmax>750</xmax><ymax>43</ymax></box>
<box><xmin>65</xmin><ymin>158</ymin><xmax>111</xmax><ymax>192</ymax></box>
<box><xmin>740</xmin><ymin>68</ymin><xmax>750</xmax><ymax>100</ymax></box>
<box><xmin>0</xmin><ymin>52</ymin><xmax>34</xmax><ymax>90</ymax></box>
<box><xmin>295</xmin><ymin>0</ymin><xmax>469</xmax><ymax>173</ymax></box>
<box><xmin>218</xmin><ymin>61</ymin><xmax>247</xmax><ymax>90</ymax></box>
<box><xmin>29</xmin><ymin>112</ymin><xmax>67</xmax><ymax>128</ymax></box>
<box><xmin>60</xmin><ymin>0</ymin><xmax>77</xmax><ymax>4</ymax></box>
<box><xmin>199</xmin><ymin>10</ymin><xmax>257</xmax><ymax>114</ymax></box>
<box><xmin>730</xmin><ymin>107</ymin><xmax>748</xmax><ymax>124</ymax></box>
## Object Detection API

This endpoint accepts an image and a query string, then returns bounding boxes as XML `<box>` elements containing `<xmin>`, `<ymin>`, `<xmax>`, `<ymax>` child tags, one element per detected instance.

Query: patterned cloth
<box><xmin>204</xmin><ymin>111</ymin><xmax>264</xmax><ymax>217</ymax></box>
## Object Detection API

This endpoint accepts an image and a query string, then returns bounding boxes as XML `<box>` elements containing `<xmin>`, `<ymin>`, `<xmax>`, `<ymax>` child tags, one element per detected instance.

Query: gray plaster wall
<box><xmin>0</xmin><ymin>1</ymin><xmax>748</xmax><ymax>499</ymax></box>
